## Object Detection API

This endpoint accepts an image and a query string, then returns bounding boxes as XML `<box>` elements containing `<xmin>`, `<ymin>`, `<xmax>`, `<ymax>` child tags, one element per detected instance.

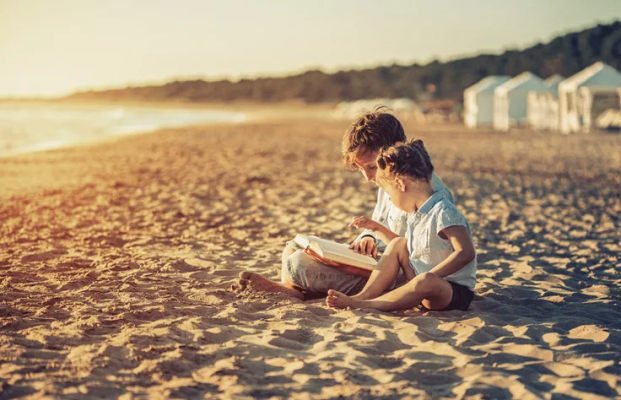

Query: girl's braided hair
<box><xmin>376</xmin><ymin>139</ymin><xmax>434</xmax><ymax>182</ymax></box>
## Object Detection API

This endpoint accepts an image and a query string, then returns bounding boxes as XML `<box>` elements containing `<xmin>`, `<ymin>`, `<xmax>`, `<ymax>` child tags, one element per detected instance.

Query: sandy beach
<box><xmin>1</xmin><ymin>112</ymin><xmax>620</xmax><ymax>399</ymax></box>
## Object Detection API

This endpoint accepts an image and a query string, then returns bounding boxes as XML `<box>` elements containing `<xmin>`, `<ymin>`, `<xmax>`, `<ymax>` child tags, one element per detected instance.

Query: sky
<box><xmin>1</xmin><ymin>0</ymin><xmax>620</xmax><ymax>97</ymax></box>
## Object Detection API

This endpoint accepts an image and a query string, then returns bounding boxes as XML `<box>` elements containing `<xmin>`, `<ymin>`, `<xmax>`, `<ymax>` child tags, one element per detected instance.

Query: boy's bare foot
<box><xmin>237</xmin><ymin>272</ymin><xmax>304</xmax><ymax>300</ymax></box>
<box><xmin>326</xmin><ymin>289</ymin><xmax>361</xmax><ymax>309</ymax></box>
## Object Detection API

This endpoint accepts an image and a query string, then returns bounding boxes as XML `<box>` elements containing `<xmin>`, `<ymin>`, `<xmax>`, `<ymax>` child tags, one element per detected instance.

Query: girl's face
<box><xmin>377</xmin><ymin>169</ymin><xmax>410</xmax><ymax>212</ymax></box>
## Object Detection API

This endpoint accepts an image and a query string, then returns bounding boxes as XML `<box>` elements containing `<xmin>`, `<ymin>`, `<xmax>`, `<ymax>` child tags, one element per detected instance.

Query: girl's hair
<box><xmin>342</xmin><ymin>106</ymin><xmax>406</xmax><ymax>169</ymax></box>
<box><xmin>376</xmin><ymin>139</ymin><xmax>434</xmax><ymax>182</ymax></box>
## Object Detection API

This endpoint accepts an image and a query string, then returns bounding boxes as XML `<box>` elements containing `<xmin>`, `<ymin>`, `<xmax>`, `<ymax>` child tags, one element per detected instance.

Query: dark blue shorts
<box><xmin>443</xmin><ymin>281</ymin><xmax>475</xmax><ymax>311</ymax></box>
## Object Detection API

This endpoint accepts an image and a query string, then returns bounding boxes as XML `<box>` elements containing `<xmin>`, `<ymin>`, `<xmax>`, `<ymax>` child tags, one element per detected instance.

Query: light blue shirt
<box><xmin>406</xmin><ymin>191</ymin><xmax>477</xmax><ymax>290</ymax></box>
<box><xmin>355</xmin><ymin>173</ymin><xmax>454</xmax><ymax>251</ymax></box>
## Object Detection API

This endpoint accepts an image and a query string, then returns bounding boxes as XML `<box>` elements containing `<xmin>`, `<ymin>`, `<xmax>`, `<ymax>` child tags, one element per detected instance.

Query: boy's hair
<box><xmin>376</xmin><ymin>139</ymin><xmax>434</xmax><ymax>182</ymax></box>
<box><xmin>342</xmin><ymin>106</ymin><xmax>406</xmax><ymax>169</ymax></box>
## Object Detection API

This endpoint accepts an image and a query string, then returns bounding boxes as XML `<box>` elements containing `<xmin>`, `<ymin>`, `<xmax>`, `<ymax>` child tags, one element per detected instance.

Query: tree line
<box><xmin>67</xmin><ymin>22</ymin><xmax>621</xmax><ymax>103</ymax></box>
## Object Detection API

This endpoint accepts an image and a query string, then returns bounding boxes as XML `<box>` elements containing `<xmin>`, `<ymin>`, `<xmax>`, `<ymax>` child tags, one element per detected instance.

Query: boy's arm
<box><xmin>429</xmin><ymin>225</ymin><xmax>475</xmax><ymax>278</ymax></box>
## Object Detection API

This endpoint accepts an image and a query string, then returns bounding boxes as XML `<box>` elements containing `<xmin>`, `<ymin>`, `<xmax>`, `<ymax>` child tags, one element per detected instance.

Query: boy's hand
<box><xmin>349</xmin><ymin>236</ymin><xmax>378</xmax><ymax>258</ymax></box>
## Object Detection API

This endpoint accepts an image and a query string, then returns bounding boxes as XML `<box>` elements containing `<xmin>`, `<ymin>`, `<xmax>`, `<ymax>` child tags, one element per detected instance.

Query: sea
<box><xmin>0</xmin><ymin>102</ymin><xmax>247</xmax><ymax>157</ymax></box>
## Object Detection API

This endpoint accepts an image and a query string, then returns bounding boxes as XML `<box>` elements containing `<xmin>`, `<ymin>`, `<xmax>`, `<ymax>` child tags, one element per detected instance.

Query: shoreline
<box><xmin>0</xmin><ymin>97</ymin><xmax>336</xmax><ymax>116</ymax></box>
<box><xmin>0</xmin><ymin>100</ymin><xmax>336</xmax><ymax>160</ymax></box>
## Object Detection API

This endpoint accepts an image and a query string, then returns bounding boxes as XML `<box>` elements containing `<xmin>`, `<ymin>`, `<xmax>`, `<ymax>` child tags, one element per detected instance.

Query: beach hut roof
<box><xmin>559</xmin><ymin>62</ymin><xmax>621</xmax><ymax>91</ymax></box>
<box><xmin>464</xmin><ymin>76</ymin><xmax>511</xmax><ymax>94</ymax></box>
<box><xmin>495</xmin><ymin>72</ymin><xmax>548</xmax><ymax>94</ymax></box>
<box><xmin>545</xmin><ymin>74</ymin><xmax>565</xmax><ymax>95</ymax></box>
<box><xmin>545</xmin><ymin>74</ymin><xmax>565</xmax><ymax>86</ymax></box>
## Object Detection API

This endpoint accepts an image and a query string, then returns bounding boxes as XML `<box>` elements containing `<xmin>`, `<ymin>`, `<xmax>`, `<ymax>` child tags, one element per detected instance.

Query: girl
<box><xmin>326</xmin><ymin>139</ymin><xmax>476</xmax><ymax>312</ymax></box>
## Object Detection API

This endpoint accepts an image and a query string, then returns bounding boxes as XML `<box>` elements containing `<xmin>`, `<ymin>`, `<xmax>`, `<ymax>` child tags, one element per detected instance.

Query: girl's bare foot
<box><xmin>326</xmin><ymin>289</ymin><xmax>361</xmax><ymax>309</ymax></box>
<box><xmin>237</xmin><ymin>271</ymin><xmax>304</xmax><ymax>300</ymax></box>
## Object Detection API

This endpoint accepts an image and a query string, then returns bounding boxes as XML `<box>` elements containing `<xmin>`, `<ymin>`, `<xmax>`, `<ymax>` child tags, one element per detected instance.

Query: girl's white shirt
<box><xmin>355</xmin><ymin>173</ymin><xmax>454</xmax><ymax>251</ymax></box>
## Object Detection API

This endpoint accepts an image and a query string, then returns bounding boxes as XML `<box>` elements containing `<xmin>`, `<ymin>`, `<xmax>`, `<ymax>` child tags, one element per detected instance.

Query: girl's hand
<box><xmin>349</xmin><ymin>236</ymin><xmax>378</xmax><ymax>258</ymax></box>
<box><xmin>349</xmin><ymin>216</ymin><xmax>381</xmax><ymax>232</ymax></box>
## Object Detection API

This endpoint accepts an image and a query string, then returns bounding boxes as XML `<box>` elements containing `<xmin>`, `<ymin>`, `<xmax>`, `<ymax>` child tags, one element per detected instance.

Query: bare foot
<box><xmin>237</xmin><ymin>272</ymin><xmax>304</xmax><ymax>300</ymax></box>
<box><xmin>326</xmin><ymin>289</ymin><xmax>361</xmax><ymax>309</ymax></box>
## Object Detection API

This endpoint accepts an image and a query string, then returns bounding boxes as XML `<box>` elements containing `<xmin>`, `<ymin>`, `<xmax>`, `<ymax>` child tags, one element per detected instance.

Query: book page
<box><xmin>307</xmin><ymin>236</ymin><xmax>377</xmax><ymax>267</ymax></box>
<box><xmin>306</xmin><ymin>236</ymin><xmax>349</xmax><ymax>251</ymax></box>
<box><xmin>293</xmin><ymin>234</ymin><xmax>310</xmax><ymax>249</ymax></box>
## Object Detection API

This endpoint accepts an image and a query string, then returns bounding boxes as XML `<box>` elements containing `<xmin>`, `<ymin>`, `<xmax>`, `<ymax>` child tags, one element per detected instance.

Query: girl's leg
<box><xmin>328</xmin><ymin>272</ymin><xmax>453</xmax><ymax>311</ymax></box>
<box><xmin>351</xmin><ymin>237</ymin><xmax>410</xmax><ymax>300</ymax></box>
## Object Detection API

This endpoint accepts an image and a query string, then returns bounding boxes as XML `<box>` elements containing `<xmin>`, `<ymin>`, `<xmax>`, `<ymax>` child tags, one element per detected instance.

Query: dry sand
<box><xmin>0</xmin><ymin>114</ymin><xmax>620</xmax><ymax>399</ymax></box>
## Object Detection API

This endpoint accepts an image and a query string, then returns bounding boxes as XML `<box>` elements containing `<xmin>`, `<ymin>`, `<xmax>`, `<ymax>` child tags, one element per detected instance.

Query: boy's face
<box><xmin>354</xmin><ymin>149</ymin><xmax>379</xmax><ymax>184</ymax></box>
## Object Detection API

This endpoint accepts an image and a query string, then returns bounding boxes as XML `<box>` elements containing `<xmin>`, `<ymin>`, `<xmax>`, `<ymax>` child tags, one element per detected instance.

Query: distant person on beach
<box><xmin>236</xmin><ymin>108</ymin><xmax>453</xmax><ymax>300</ymax></box>
<box><xmin>327</xmin><ymin>139</ymin><xmax>476</xmax><ymax>311</ymax></box>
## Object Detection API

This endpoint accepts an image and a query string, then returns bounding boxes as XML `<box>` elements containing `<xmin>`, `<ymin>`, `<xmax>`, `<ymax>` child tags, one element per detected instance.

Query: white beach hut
<box><xmin>463</xmin><ymin>76</ymin><xmax>511</xmax><ymax>128</ymax></box>
<box><xmin>493</xmin><ymin>72</ymin><xmax>549</xmax><ymax>131</ymax></box>
<box><xmin>527</xmin><ymin>74</ymin><xmax>564</xmax><ymax>131</ymax></box>
<box><xmin>558</xmin><ymin>62</ymin><xmax>621</xmax><ymax>134</ymax></box>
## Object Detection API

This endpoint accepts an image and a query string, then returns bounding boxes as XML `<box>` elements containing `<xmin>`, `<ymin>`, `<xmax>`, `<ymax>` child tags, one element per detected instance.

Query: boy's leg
<box><xmin>283</xmin><ymin>250</ymin><xmax>368</xmax><ymax>295</ymax></box>
<box><xmin>351</xmin><ymin>237</ymin><xmax>410</xmax><ymax>300</ymax></box>
<box><xmin>328</xmin><ymin>272</ymin><xmax>453</xmax><ymax>312</ymax></box>
<box><xmin>238</xmin><ymin>246</ymin><xmax>368</xmax><ymax>299</ymax></box>
<box><xmin>280</xmin><ymin>245</ymin><xmax>297</xmax><ymax>283</ymax></box>
<box><xmin>235</xmin><ymin>243</ymin><xmax>305</xmax><ymax>300</ymax></box>
<box><xmin>238</xmin><ymin>271</ymin><xmax>304</xmax><ymax>300</ymax></box>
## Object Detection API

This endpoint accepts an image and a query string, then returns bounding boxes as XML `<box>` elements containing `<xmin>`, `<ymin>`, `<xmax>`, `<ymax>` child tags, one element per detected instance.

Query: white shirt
<box><xmin>355</xmin><ymin>173</ymin><xmax>454</xmax><ymax>251</ymax></box>
<box><xmin>406</xmin><ymin>191</ymin><xmax>477</xmax><ymax>290</ymax></box>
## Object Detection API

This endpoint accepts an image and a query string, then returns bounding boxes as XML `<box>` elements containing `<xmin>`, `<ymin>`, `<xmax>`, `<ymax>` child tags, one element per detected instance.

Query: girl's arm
<box><xmin>352</xmin><ymin>189</ymin><xmax>385</xmax><ymax>244</ymax></box>
<box><xmin>349</xmin><ymin>217</ymin><xmax>399</xmax><ymax>247</ymax></box>
<box><xmin>372</xmin><ymin>224</ymin><xmax>400</xmax><ymax>245</ymax></box>
<box><xmin>429</xmin><ymin>225</ymin><xmax>476</xmax><ymax>278</ymax></box>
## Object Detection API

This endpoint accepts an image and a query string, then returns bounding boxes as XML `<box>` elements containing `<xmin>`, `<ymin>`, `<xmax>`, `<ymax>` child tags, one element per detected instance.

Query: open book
<box><xmin>293</xmin><ymin>234</ymin><xmax>378</xmax><ymax>278</ymax></box>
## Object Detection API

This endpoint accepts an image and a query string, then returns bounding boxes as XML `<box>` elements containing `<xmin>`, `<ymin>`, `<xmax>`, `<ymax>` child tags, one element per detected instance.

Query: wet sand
<box><xmin>1</xmin><ymin>115</ymin><xmax>620</xmax><ymax>398</ymax></box>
